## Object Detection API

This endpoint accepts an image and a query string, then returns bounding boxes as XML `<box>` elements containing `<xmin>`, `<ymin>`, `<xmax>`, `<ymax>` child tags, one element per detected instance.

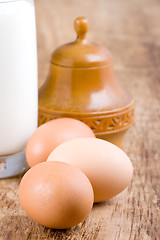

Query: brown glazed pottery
<box><xmin>38</xmin><ymin>17</ymin><xmax>134</xmax><ymax>148</ymax></box>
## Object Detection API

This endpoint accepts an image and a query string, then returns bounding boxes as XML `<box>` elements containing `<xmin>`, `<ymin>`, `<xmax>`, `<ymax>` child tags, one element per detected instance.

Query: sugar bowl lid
<box><xmin>51</xmin><ymin>17</ymin><xmax>112</xmax><ymax>68</ymax></box>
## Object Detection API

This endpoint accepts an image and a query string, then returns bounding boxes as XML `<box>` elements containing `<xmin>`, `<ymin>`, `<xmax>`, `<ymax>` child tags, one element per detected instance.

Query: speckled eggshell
<box><xmin>19</xmin><ymin>161</ymin><xmax>94</xmax><ymax>229</ymax></box>
<box><xmin>47</xmin><ymin>138</ymin><xmax>133</xmax><ymax>202</ymax></box>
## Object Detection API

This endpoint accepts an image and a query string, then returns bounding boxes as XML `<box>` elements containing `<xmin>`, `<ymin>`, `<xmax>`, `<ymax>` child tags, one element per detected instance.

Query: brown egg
<box><xmin>47</xmin><ymin>138</ymin><xmax>133</xmax><ymax>202</ymax></box>
<box><xmin>19</xmin><ymin>161</ymin><xmax>94</xmax><ymax>229</ymax></box>
<box><xmin>26</xmin><ymin>118</ymin><xmax>95</xmax><ymax>167</ymax></box>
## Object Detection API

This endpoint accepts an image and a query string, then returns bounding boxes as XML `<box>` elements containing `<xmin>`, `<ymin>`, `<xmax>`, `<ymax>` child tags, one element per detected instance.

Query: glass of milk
<box><xmin>0</xmin><ymin>0</ymin><xmax>38</xmax><ymax>178</ymax></box>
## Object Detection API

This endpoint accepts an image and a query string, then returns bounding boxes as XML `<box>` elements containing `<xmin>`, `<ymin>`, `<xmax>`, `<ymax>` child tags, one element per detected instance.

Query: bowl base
<box><xmin>97</xmin><ymin>131</ymin><xmax>126</xmax><ymax>149</ymax></box>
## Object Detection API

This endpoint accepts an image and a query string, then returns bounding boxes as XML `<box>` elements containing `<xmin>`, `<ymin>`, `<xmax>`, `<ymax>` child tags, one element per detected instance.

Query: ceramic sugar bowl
<box><xmin>38</xmin><ymin>17</ymin><xmax>134</xmax><ymax>148</ymax></box>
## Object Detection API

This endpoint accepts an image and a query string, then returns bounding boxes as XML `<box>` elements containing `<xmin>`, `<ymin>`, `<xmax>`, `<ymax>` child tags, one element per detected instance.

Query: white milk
<box><xmin>0</xmin><ymin>0</ymin><xmax>38</xmax><ymax>155</ymax></box>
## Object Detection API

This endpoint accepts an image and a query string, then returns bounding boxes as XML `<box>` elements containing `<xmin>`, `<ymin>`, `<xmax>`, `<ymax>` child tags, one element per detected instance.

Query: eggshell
<box><xmin>26</xmin><ymin>118</ymin><xmax>95</xmax><ymax>167</ymax></box>
<box><xmin>47</xmin><ymin>138</ymin><xmax>133</xmax><ymax>202</ymax></box>
<box><xmin>19</xmin><ymin>161</ymin><xmax>94</xmax><ymax>229</ymax></box>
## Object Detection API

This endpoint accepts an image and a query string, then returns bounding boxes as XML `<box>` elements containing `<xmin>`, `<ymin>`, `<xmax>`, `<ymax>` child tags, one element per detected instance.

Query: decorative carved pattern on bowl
<box><xmin>38</xmin><ymin>102</ymin><xmax>134</xmax><ymax>135</ymax></box>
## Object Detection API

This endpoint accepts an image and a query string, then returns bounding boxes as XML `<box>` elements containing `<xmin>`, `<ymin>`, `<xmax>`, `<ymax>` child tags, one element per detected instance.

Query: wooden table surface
<box><xmin>0</xmin><ymin>0</ymin><xmax>160</xmax><ymax>239</ymax></box>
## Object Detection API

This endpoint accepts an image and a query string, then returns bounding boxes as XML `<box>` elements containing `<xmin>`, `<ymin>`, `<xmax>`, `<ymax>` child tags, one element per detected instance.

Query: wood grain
<box><xmin>0</xmin><ymin>0</ymin><xmax>160</xmax><ymax>239</ymax></box>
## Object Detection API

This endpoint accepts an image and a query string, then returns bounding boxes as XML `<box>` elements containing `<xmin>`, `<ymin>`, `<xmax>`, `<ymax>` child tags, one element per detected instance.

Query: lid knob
<box><xmin>51</xmin><ymin>16</ymin><xmax>112</xmax><ymax>68</ymax></box>
<box><xmin>74</xmin><ymin>17</ymin><xmax>89</xmax><ymax>41</ymax></box>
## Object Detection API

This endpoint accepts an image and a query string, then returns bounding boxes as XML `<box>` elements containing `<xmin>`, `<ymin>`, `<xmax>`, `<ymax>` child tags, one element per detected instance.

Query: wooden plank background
<box><xmin>0</xmin><ymin>0</ymin><xmax>160</xmax><ymax>239</ymax></box>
